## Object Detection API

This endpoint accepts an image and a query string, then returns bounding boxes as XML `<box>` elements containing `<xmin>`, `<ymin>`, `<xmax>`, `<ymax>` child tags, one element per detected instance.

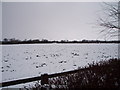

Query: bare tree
<box><xmin>98</xmin><ymin>1</ymin><xmax>120</xmax><ymax>39</ymax></box>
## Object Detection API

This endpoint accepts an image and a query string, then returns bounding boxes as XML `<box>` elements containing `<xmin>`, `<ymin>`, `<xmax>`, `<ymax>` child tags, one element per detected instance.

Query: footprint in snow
<box><xmin>25</xmin><ymin>57</ymin><xmax>29</xmax><ymax>60</ymax></box>
<box><xmin>73</xmin><ymin>64</ymin><xmax>77</xmax><ymax>66</ymax></box>
<box><xmin>6</xmin><ymin>66</ymin><xmax>10</xmax><ymax>68</ymax></box>
<box><xmin>36</xmin><ymin>55</ymin><xmax>40</xmax><ymax>57</ymax></box>
<box><xmin>63</xmin><ymin>69</ymin><xmax>66</xmax><ymax>71</ymax></box>
<box><xmin>4</xmin><ymin>60</ymin><xmax>8</xmax><ymax>62</ymax></box>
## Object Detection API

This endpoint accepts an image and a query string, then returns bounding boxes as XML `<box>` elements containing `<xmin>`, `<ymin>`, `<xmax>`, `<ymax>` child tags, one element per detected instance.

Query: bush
<box><xmin>23</xmin><ymin>58</ymin><xmax>120</xmax><ymax>89</ymax></box>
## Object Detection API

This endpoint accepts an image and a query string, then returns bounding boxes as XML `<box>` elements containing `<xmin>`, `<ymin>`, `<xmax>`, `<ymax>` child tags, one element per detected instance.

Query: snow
<box><xmin>0</xmin><ymin>43</ymin><xmax>118</xmax><ymax>88</ymax></box>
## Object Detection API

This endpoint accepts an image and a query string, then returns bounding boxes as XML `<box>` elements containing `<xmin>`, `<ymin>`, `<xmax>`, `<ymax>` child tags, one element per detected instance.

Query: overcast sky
<box><xmin>2</xmin><ymin>2</ymin><xmax>117</xmax><ymax>41</ymax></box>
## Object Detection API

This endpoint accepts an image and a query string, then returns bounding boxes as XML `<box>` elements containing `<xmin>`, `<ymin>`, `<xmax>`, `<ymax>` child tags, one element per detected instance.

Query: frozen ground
<box><xmin>0</xmin><ymin>43</ymin><xmax>118</xmax><ymax>88</ymax></box>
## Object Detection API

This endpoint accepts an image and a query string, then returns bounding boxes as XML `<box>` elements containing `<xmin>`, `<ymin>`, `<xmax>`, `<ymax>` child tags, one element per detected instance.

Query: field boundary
<box><xmin>0</xmin><ymin>68</ymin><xmax>86</xmax><ymax>87</ymax></box>
<box><xmin>1</xmin><ymin>58</ymin><xmax>119</xmax><ymax>89</ymax></box>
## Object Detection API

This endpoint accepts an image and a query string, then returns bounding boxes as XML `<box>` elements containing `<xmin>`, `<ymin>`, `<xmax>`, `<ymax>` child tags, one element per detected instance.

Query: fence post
<box><xmin>41</xmin><ymin>74</ymin><xmax>49</xmax><ymax>85</ymax></box>
<box><xmin>41</xmin><ymin>74</ymin><xmax>49</xmax><ymax>90</ymax></box>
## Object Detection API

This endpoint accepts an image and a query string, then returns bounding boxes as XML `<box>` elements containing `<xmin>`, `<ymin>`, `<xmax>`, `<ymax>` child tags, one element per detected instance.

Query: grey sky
<box><xmin>2</xmin><ymin>2</ymin><xmax>116</xmax><ymax>41</ymax></box>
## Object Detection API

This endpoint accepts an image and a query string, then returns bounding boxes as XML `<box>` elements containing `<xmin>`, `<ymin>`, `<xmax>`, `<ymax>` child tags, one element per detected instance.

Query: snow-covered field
<box><xmin>1</xmin><ymin>43</ymin><xmax>118</xmax><ymax>88</ymax></box>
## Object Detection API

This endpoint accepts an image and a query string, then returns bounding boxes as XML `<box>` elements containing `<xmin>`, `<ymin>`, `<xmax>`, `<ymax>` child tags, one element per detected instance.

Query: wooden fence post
<box><xmin>41</xmin><ymin>74</ymin><xmax>49</xmax><ymax>85</ymax></box>
<box><xmin>41</xmin><ymin>74</ymin><xmax>49</xmax><ymax>90</ymax></box>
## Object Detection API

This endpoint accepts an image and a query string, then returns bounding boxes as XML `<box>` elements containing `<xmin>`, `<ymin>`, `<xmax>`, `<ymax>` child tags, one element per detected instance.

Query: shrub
<box><xmin>23</xmin><ymin>58</ymin><xmax>120</xmax><ymax>89</ymax></box>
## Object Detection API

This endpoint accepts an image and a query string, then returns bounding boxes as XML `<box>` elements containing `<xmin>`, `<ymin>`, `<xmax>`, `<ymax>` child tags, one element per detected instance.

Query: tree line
<box><xmin>0</xmin><ymin>38</ymin><xmax>120</xmax><ymax>44</ymax></box>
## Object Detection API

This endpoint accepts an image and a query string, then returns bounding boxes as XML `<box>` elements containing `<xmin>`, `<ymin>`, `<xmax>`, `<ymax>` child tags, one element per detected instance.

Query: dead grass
<box><xmin>23</xmin><ymin>58</ymin><xmax>120</xmax><ymax>89</ymax></box>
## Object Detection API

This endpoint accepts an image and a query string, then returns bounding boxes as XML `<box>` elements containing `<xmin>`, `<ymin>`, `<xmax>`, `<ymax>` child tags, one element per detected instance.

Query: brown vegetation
<box><xmin>23</xmin><ymin>58</ymin><xmax>120</xmax><ymax>89</ymax></box>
